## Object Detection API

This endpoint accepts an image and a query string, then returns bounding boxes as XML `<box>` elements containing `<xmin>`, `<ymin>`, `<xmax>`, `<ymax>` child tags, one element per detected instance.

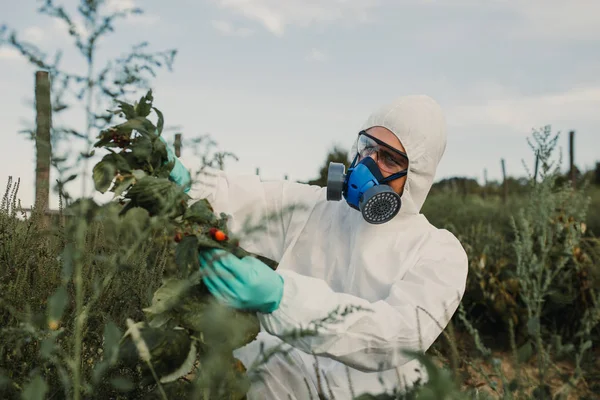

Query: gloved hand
<box><xmin>199</xmin><ymin>249</ymin><xmax>284</xmax><ymax>313</ymax></box>
<box><xmin>158</xmin><ymin>135</ymin><xmax>191</xmax><ymax>193</ymax></box>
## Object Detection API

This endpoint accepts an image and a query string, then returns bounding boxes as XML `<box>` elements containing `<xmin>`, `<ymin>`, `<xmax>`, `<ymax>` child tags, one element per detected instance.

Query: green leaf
<box><xmin>134</xmin><ymin>90</ymin><xmax>153</xmax><ymax>118</ymax></box>
<box><xmin>62</xmin><ymin>174</ymin><xmax>78</xmax><ymax>184</ymax></box>
<box><xmin>580</xmin><ymin>340</ymin><xmax>592</xmax><ymax>353</ymax></box>
<box><xmin>153</xmin><ymin>106</ymin><xmax>164</xmax><ymax>136</ymax></box>
<box><xmin>184</xmin><ymin>199</ymin><xmax>217</xmax><ymax>225</ymax></box>
<box><xmin>114</xmin><ymin>117</ymin><xmax>155</xmax><ymax>136</ymax></box>
<box><xmin>80</xmin><ymin>149</ymin><xmax>95</xmax><ymax>159</ymax></box>
<box><xmin>195</xmin><ymin>233</ymin><xmax>223</xmax><ymax>250</ymax></box>
<box><xmin>91</xmin><ymin>322</ymin><xmax>123</xmax><ymax>385</ymax></box>
<box><xmin>155</xmin><ymin>160</ymin><xmax>175</xmax><ymax>179</ymax></box>
<box><xmin>151</xmin><ymin>135</ymin><xmax>169</xmax><ymax>169</ymax></box>
<box><xmin>143</xmin><ymin>278</ymin><xmax>194</xmax><ymax>316</ymax></box>
<box><xmin>132</xmin><ymin>169</ymin><xmax>147</xmax><ymax>180</ymax></box>
<box><xmin>110</xmin><ymin>376</ymin><xmax>135</xmax><ymax>392</ymax></box>
<box><xmin>104</xmin><ymin>321</ymin><xmax>123</xmax><ymax>365</ymax></box>
<box><xmin>61</xmin><ymin>243</ymin><xmax>74</xmax><ymax>281</ymax></box>
<box><xmin>93</xmin><ymin>160</ymin><xmax>116</xmax><ymax>193</ymax></box>
<box><xmin>21</xmin><ymin>374</ymin><xmax>48</xmax><ymax>400</ymax></box>
<box><xmin>147</xmin><ymin>312</ymin><xmax>173</xmax><ymax>329</ymax></box>
<box><xmin>115</xmin><ymin>100</ymin><xmax>136</xmax><ymax>119</ymax></box>
<box><xmin>527</xmin><ymin>316</ymin><xmax>540</xmax><ymax>336</ymax></box>
<box><xmin>103</xmin><ymin>152</ymin><xmax>132</xmax><ymax>173</ymax></box>
<box><xmin>0</xmin><ymin>372</ymin><xmax>10</xmax><ymax>389</ymax></box>
<box><xmin>517</xmin><ymin>340</ymin><xmax>534</xmax><ymax>363</ymax></box>
<box><xmin>112</xmin><ymin>176</ymin><xmax>135</xmax><ymax>197</ymax></box>
<box><xmin>216</xmin><ymin>212</ymin><xmax>231</xmax><ymax>234</ymax></box>
<box><xmin>175</xmin><ymin>235</ymin><xmax>200</xmax><ymax>274</ymax></box>
<box><xmin>47</xmin><ymin>285</ymin><xmax>69</xmax><ymax>322</ymax></box>
<box><xmin>93</xmin><ymin>131</ymin><xmax>114</xmax><ymax>148</ymax></box>
<box><xmin>124</xmin><ymin>176</ymin><xmax>188</xmax><ymax>216</ymax></box>
<box><xmin>131</xmin><ymin>134</ymin><xmax>153</xmax><ymax>163</ymax></box>
<box><xmin>40</xmin><ymin>338</ymin><xmax>55</xmax><ymax>359</ymax></box>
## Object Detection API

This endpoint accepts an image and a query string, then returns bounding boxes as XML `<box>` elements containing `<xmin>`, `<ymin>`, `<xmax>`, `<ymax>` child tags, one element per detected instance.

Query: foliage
<box><xmin>93</xmin><ymin>91</ymin><xmax>287</xmax><ymax>397</ymax></box>
<box><xmin>0</xmin><ymin>0</ymin><xmax>177</xmax><ymax>201</ymax></box>
<box><xmin>305</xmin><ymin>146</ymin><xmax>350</xmax><ymax>187</ymax></box>
<box><xmin>0</xmin><ymin>89</ymin><xmax>310</xmax><ymax>399</ymax></box>
<box><xmin>422</xmin><ymin>127</ymin><xmax>600</xmax><ymax>398</ymax></box>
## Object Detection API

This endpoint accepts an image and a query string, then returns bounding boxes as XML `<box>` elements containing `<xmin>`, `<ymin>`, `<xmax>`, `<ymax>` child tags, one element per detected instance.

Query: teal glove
<box><xmin>199</xmin><ymin>249</ymin><xmax>284</xmax><ymax>313</ymax></box>
<box><xmin>159</xmin><ymin>135</ymin><xmax>191</xmax><ymax>193</ymax></box>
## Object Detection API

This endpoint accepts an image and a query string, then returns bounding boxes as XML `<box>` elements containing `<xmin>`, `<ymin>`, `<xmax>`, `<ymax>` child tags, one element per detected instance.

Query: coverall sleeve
<box><xmin>258</xmin><ymin>228</ymin><xmax>469</xmax><ymax>372</ymax></box>
<box><xmin>187</xmin><ymin>166</ymin><xmax>323</xmax><ymax>262</ymax></box>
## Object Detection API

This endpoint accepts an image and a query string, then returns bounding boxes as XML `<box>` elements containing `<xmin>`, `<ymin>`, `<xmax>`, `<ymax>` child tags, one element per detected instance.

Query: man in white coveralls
<box><xmin>165</xmin><ymin>95</ymin><xmax>469</xmax><ymax>399</ymax></box>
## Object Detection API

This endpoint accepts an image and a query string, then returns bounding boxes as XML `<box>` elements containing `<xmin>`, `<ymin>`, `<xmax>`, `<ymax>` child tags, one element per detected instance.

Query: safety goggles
<box><xmin>352</xmin><ymin>131</ymin><xmax>409</xmax><ymax>174</ymax></box>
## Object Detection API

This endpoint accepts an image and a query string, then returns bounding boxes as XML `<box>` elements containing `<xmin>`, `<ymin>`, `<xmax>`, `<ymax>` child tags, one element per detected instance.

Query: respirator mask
<box><xmin>327</xmin><ymin>131</ymin><xmax>409</xmax><ymax>224</ymax></box>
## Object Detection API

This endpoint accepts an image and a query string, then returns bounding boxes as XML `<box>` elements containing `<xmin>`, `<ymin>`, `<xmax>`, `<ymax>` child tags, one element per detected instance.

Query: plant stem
<box><xmin>81</xmin><ymin>41</ymin><xmax>95</xmax><ymax>199</ymax></box>
<box><xmin>73</xmin><ymin>219</ymin><xmax>86</xmax><ymax>400</ymax></box>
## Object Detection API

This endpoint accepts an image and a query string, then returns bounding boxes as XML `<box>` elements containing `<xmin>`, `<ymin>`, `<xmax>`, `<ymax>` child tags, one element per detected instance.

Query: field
<box><xmin>0</xmin><ymin>126</ymin><xmax>599</xmax><ymax>399</ymax></box>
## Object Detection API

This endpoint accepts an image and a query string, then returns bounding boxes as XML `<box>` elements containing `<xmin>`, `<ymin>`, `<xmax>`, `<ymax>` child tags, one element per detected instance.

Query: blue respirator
<box><xmin>326</xmin><ymin>155</ymin><xmax>407</xmax><ymax>224</ymax></box>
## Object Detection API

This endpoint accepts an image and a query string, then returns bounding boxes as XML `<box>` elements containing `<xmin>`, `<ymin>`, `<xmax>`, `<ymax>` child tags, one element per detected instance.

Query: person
<box><xmin>164</xmin><ymin>95</ymin><xmax>469</xmax><ymax>399</ymax></box>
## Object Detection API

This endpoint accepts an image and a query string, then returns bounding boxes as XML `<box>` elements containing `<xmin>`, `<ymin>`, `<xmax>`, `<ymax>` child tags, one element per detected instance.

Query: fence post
<box><xmin>595</xmin><ymin>162</ymin><xmax>600</xmax><ymax>185</ymax></box>
<box><xmin>174</xmin><ymin>133</ymin><xmax>182</xmax><ymax>158</ymax></box>
<box><xmin>501</xmin><ymin>158</ymin><xmax>508</xmax><ymax>203</ymax></box>
<box><xmin>35</xmin><ymin>70</ymin><xmax>52</xmax><ymax>221</ymax></box>
<box><xmin>482</xmin><ymin>168</ymin><xmax>487</xmax><ymax>199</ymax></box>
<box><xmin>569</xmin><ymin>130</ymin><xmax>576</xmax><ymax>188</ymax></box>
<box><xmin>533</xmin><ymin>150</ymin><xmax>539</xmax><ymax>184</ymax></box>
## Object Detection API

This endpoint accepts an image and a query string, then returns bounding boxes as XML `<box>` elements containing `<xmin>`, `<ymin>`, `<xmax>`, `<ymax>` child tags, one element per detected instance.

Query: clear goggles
<box><xmin>351</xmin><ymin>131</ymin><xmax>409</xmax><ymax>174</ymax></box>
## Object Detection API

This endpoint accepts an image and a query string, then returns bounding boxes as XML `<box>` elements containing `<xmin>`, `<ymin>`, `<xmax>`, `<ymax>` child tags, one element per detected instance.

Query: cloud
<box><xmin>209</xmin><ymin>0</ymin><xmax>379</xmax><ymax>36</ymax></box>
<box><xmin>447</xmin><ymin>84</ymin><xmax>600</xmax><ymax>134</ymax></box>
<box><xmin>51</xmin><ymin>17</ymin><xmax>89</xmax><ymax>40</ymax></box>
<box><xmin>106</xmin><ymin>0</ymin><xmax>137</xmax><ymax>12</ymax></box>
<box><xmin>22</xmin><ymin>27</ymin><xmax>45</xmax><ymax>44</ymax></box>
<box><xmin>207</xmin><ymin>1</ymin><xmax>600</xmax><ymax>40</ymax></box>
<box><xmin>206</xmin><ymin>0</ymin><xmax>600</xmax><ymax>42</ymax></box>
<box><xmin>306</xmin><ymin>48</ymin><xmax>328</xmax><ymax>62</ymax></box>
<box><xmin>211</xmin><ymin>20</ymin><xmax>254</xmax><ymax>37</ymax></box>
<box><xmin>505</xmin><ymin>1</ymin><xmax>600</xmax><ymax>40</ymax></box>
<box><xmin>0</xmin><ymin>47</ymin><xmax>21</xmax><ymax>60</ymax></box>
<box><xmin>105</xmin><ymin>0</ymin><xmax>159</xmax><ymax>26</ymax></box>
<box><xmin>413</xmin><ymin>0</ymin><xmax>600</xmax><ymax>41</ymax></box>
<box><xmin>125</xmin><ymin>13</ymin><xmax>160</xmax><ymax>26</ymax></box>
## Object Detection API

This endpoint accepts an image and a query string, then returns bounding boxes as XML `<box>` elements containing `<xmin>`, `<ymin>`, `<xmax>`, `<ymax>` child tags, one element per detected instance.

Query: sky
<box><xmin>1</xmin><ymin>0</ymin><xmax>599</xmax><ymax>210</ymax></box>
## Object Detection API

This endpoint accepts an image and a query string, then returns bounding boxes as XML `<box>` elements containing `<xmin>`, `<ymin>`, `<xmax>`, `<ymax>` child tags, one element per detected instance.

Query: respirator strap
<box><xmin>349</xmin><ymin>153</ymin><xmax>359</xmax><ymax>169</ymax></box>
<box><xmin>380</xmin><ymin>170</ymin><xmax>408</xmax><ymax>184</ymax></box>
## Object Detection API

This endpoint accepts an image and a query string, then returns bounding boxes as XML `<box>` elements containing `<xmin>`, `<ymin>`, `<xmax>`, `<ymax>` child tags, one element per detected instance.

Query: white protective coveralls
<box><xmin>186</xmin><ymin>95</ymin><xmax>469</xmax><ymax>399</ymax></box>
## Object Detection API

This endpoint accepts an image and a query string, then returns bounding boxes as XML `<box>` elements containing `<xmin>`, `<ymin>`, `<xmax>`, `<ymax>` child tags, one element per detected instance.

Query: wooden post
<box><xmin>284</xmin><ymin>174</ymin><xmax>288</xmax><ymax>180</ymax></box>
<box><xmin>501</xmin><ymin>159</ymin><xmax>508</xmax><ymax>203</ymax></box>
<box><xmin>569</xmin><ymin>130</ymin><xmax>575</xmax><ymax>188</ymax></box>
<box><xmin>35</xmin><ymin>70</ymin><xmax>52</xmax><ymax>216</ymax></box>
<box><xmin>174</xmin><ymin>133</ymin><xmax>182</xmax><ymax>158</ymax></box>
<box><xmin>255</xmin><ymin>167</ymin><xmax>260</xmax><ymax>176</ymax></box>
<box><xmin>482</xmin><ymin>168</ymin><xmax>488</xmax><ymax>199</ymax></box>
<box><xmin>595</xmin><ymin>162</ymin><xmax>600</xmax><ymax>185</ymax></box>
<box><xmin>533</xmin><ymin>150</ymin><xmax>539</xmax><ymax>183</ymax></box>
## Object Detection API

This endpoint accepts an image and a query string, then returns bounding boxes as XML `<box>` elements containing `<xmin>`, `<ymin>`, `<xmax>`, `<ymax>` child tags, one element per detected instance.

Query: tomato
<box><xmin>174</xmin><ymin>232</ymin><xmax>183</xmax><ymax>242</ymax></box>
<box><xmin>214</xmin><ymin>230</ymin><xmax>227</xmax><ymax>241</ymax></box>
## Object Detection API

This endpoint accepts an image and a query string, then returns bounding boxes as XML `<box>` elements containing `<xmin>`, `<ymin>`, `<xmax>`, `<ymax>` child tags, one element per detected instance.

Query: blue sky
<box><xmin>1</xmin><ymin>0</ymin><xmax>599</xmax><ymax>209</ymax></box>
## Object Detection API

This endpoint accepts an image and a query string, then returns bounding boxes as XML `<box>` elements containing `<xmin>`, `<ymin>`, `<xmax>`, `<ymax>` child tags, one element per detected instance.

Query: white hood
<box><xmin>360</xmin><ymin>95</ymin><xmax>447</xmax><ymax>215</ymax></box>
